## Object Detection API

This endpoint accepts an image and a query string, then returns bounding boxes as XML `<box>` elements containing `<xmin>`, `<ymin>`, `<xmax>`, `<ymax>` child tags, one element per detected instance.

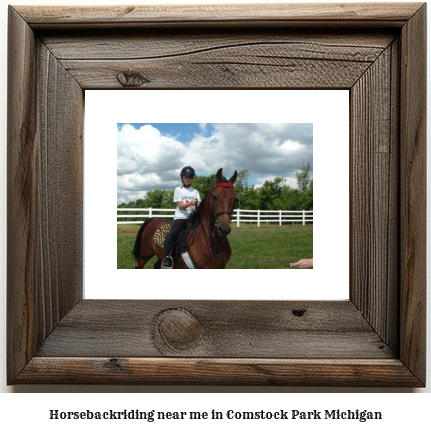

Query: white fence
<box><xmin>117</xmin><ymin>208</ymin><xmax>313</xmax><ymax>226</ymax></box>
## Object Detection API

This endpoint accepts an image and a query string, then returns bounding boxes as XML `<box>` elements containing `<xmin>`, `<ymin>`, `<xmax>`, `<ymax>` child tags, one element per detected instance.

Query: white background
<box><xmin>1</xmin><ymin>0</ymin><xmax>430</xmax><ymax>428</ymax></box>
<box><xmin>85</xmin><ymin>90</ymin><xmax>349</xmax><ymax>300</ymax></box>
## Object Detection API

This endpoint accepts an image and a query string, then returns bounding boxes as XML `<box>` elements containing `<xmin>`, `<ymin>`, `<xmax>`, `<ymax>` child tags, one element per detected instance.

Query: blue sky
<box><xmin>117</xmin><ymin>123</ymin><xmax>312</xmax><ymax>204</ymax></box>
<box><xmin>118</xmin><ymin>123</ymin><xmax>216</xmax><ymax>143</ymax></box>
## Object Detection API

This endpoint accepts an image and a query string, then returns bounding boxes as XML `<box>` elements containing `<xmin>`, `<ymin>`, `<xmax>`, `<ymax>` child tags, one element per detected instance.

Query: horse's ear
<box><xmin>229</xmin><ymin>170</ymin><xmax>238</xmax><ymax>184</ymax></box>
<box><xmin>216</xmin><ymin>168</ymin><xmax>223</xmax><ymax>182</ymax></box>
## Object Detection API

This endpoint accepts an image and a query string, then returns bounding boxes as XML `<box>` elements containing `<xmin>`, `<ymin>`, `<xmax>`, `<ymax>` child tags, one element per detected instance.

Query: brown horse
<box><xmin>133</xmin><ymin>168</ymin><xmax>237</xmax><ymax>269</ymax></box>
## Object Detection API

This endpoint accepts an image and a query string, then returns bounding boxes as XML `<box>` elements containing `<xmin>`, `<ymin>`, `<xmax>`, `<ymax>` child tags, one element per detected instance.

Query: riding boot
<box><xmin>161</xmin><ymin>231</ymin><xmax>175</xmax><ymax>269</ymax></box>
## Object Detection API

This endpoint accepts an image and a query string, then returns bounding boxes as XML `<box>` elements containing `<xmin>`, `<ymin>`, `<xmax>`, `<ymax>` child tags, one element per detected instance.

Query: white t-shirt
<box><xmin>173</xmin><ymin>186</ymin><xmax>201</xmax><ymax>219</ymax></box>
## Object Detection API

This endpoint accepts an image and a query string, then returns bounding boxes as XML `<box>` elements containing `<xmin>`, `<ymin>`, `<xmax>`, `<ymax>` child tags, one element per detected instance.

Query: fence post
<box><xmin>257</xmin><ymin>209</ymin><xmax>260</xmax><ymax>227</ymax></box>
<box><xmin>236</xmin><ymin>209</ymin><xmax>240</xmax><ymax>228</ymax></box>
<box><xmin>279</xmin><ymin>210</ymin><xmax>282</xmax><ymax>226</ymax></box>
<box><xmin>149</xmin><ymin>207</ymin><xmax>152</xmax><ymax>218</ymax></box>
<box><xmin>302</xmin><ymin>210</ymin><xmax>305</xmax><ymax>225</ymax></box>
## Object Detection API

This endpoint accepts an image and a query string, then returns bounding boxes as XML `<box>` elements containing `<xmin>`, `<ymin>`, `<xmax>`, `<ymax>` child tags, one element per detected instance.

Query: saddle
<box><xmin>154</xmin><ymin>222</ymin><xmax>196</xmax><ymax>268</ymax></box>
<box><xmin>154</xmin><ymin>222</ymin><xmax>194</xmax><ymax>251</ymax></box>
<box><xmin>153</xmin><ymin>223</ymin><xmax>172</xmax><ymax>248</ymax></box>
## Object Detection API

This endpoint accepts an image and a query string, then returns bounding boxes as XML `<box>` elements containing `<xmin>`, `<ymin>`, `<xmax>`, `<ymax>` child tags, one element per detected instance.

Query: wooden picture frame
<box><xmin>7</xmin><ymin>3</ymin><xmax>426</xmax><ymax>386</ymax></box>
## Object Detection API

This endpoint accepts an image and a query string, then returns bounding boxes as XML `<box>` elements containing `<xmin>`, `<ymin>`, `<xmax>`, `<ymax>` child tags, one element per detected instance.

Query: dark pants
<box><xmin>163</xmin><ymin>218</ymin><xmax>189</xmax><ymax>257</ymax></box>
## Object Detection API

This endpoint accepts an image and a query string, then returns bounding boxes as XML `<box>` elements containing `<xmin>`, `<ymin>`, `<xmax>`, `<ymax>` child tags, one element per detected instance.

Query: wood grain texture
<box><xmin>15</xmin><ymin>3</ymin><xmax>424</xmax><ymax>28</ymax></box>
<box><xmin>7</xmin><ymin>7</ymin><xmax>83</xmax><ymax>382</ymax></box>
<box><xmin>43</xmin><ymin>31</ymin><xmax>394</xmax><ymax>89</ymax></box>
<box><xmin>350</xmin><ymin>44</ymin><xmax>399</xmax><ymax>348</ymax></box>
<box><xmin>399</xmin><ymin>4</ymin><xmax>427</xmax><ymax>384</ymax></box>
<box><xmin>7</xmin><ymin>6</ymin><xmax>38</xmax><ymax>381</ymax></box>
<box><xmin>35</xmin><ymin>40</ymin><xmax>84</xmax><ymax>331</ymax></box>
<box><xmin>36</xmin><ymin>300</ymin><xmax>393</xmax><ymax>359</ymax></box>
<box><xmin>15</xmin><ymin>358</ymin><xmax>422</xmax><ymax>386</ymax></box>
<box><xmin>40</xmin><ymin>31</ymin><xmax>395</xmax><ymax>60</ymax></box>
<box><xmin>7</xmin><ymin>3</ymin><xmax>426</xmax><ymax>386</ymax></box>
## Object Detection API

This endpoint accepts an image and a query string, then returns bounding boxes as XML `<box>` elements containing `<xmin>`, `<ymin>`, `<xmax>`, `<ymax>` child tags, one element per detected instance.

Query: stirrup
<box><xmin>161</xmin><ymin>256</ymin><xmax>173</xmax><ymax>269</ymax></box>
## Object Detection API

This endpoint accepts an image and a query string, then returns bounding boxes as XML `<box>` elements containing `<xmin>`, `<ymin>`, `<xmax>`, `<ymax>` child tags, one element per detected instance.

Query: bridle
<box><xmin>212</xmin><ymin>182</ymin><xmax>235</xmax><ymax>217</ymax></box>
<box><xmin>199</xmin><ymin>182</ymin><xmax>235</xmax><ymax>237</ymax></box>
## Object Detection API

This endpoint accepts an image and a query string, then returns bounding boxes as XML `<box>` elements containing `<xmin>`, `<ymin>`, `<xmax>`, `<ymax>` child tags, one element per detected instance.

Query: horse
<box><xmin>133</xmin><ymin>168</ymin><xmax>237</xmax><ymax>269</ymax></box>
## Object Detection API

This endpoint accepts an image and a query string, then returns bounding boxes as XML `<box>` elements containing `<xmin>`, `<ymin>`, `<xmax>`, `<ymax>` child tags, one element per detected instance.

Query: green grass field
<box><xmin>118</xmin><ymin>224</ymin><xmax>313</xmax><ymax>269</ymax></box>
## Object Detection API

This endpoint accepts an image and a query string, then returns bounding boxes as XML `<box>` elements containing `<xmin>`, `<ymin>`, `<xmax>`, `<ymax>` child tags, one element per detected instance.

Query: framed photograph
<box><xmin>85</xmin><ymin>90</ymin><xmax>349</xmax><ymax>300</ymax></box>
<box><xmin>7</xmin><ymin>3</ymin><xmax>426</xmax><ymax>386</ymax></box>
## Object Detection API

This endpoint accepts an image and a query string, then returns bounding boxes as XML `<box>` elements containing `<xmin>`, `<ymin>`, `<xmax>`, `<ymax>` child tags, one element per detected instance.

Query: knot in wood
<box><xmin>292</xmin><ymin>308</ymin><xmax>306</xmax><ymax>317</ymax></box>
<box><xmin>116</xmin><ymin>71</ymin><xmax>150</xmax><ymax>87</ymax></box>
<box><xmin>154</xmin><ymin>308</ymin><xmax>203</xmax><ymax>351</ymax></box>
<box><xmin>108</xmin><ymin>358</ymin><xmax>123</xmax><ymax>369</ymax></box>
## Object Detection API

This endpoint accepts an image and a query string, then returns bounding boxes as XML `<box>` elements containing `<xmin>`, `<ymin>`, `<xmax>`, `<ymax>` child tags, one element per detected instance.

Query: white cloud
<box><xmin>117</xmin><ymin>124</ymin><xmax>185</xmax><ymax>177</ymax></box>
<box><xmin>279</xmin><ymin>140</ymin><xmax>304</xmax><ymax>153</ymax></box>
<box><xmin>117</xmin><ymin>123</ymin><xmax>312</xmax><ymax>204</ymax></box>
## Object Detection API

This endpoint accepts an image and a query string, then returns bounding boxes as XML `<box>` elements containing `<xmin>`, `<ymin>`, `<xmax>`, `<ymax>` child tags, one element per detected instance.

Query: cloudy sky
<box><xmin>117</xmin><ymin>123</ymin><xmax>312</xmax><ymax>204</ymax></box>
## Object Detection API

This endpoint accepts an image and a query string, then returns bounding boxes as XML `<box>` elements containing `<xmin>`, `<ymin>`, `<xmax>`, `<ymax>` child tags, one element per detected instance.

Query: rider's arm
<box><xmin>176</xmin><ymin>200</ymin><xmax>197</xmax><ymax>210</ymax></box>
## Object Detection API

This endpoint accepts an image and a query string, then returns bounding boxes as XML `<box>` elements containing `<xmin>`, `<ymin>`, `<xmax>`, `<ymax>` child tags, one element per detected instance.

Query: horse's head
<box><xmin>210</xmin><ymin>168</ymin><xmax>237</xmax><ymax>237</ymax></box>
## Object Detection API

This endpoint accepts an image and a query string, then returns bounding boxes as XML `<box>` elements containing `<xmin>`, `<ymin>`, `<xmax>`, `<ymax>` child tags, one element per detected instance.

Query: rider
<box><xmin>161</xmin><ymin>166</ymin><xmax>201</xmax><ymax>269</ymax></box>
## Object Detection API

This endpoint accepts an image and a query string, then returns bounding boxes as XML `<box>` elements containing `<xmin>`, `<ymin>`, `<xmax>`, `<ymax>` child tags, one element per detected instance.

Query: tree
<box><xmin>300</xmin><ymin>178</ymin><xmax>313</xmax><ymax>210</ymax></box>
<box><xmin>259</xmin><ymin>177</ymin><xmax>287</xmax><ymax>210</ymax></box>
<box><xmin>295</xmin><ymin>162</ymin><xmax>313</xmax><ymax>210</ymax></box>
<box><xmin>235</xmin><ymin>169</ymin><xmax>250</xmax><ymax>209</ymax></box>
<box><xmin>192</xmin><ymin>174</ymin><xmax>217</xmax><ymax>199</ymax></box>
<box><xmin>118</xmin><ymin>166</ymin><xmax>313</xmax><ymax>211</ymax></box>
<box><xmin>146</xmin><ymin>189</ymin><xmax>173</xmax><ymax>208</ymax></box>
<box><xmin>242</xmin><ymin>185</ymin><xmax>260</xmax><ymax>210</ymax></box>
<box><xmin>296</xmin><ymin>162</ymin><xmax>312</xmax><ymax>194</ymax></box>
<box><xmin>135</xmin><ymin>198</ymin><xmax>147</xmax><ymax>208</ymax></box>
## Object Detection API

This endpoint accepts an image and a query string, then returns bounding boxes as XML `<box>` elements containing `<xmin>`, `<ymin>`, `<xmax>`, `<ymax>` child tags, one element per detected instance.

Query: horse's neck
<box><xmin>187</xmin><ymin>195</ymin><xmax>229</xmax><ymax>268</ymax></box>
<box><xmin>200</xmin><ymin>196</ymin><xmax>218</xmax><ymax>235</ymax></box>
<box><xmin>201</xmin><ymin>195</ymin><xmax>213</xmax><ymax>220</ymax></box>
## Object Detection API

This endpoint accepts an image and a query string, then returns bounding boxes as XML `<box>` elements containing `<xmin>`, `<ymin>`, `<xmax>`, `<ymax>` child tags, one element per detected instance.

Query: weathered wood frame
<box><xmin>7</xmin><ymin>3</ymin><xmax>426</xmax><ymax>386</ymax></box>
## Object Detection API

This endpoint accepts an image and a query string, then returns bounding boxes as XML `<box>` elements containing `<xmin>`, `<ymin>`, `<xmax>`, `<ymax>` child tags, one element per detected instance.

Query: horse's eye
<box><xmin>212</xmin><ymin>193</ymin><xmax>218</xmax><ymax>200</ymax></box>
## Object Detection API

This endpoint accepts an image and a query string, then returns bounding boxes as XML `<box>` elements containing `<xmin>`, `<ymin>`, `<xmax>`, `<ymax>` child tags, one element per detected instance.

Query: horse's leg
<box><xmin>135</xmin><ymin>258</ymin><xmax>144</xmax><ymax>269</ymax></box>
<box><xmin>153</xmin><ymin>245</ymin><xmax>164</xmax><ymax>269</ymax></box>
<box><xmin>135</xmin><ymin>254</ymin><xmax>154</xmax><ymax>269</ymax></box>
<box><xmin>135</xmin><ymin>236</ymin><xmax>157</xmax><ymax>269</ymax></box>
<box><xmin>136</xmin><ymin>240</ymin><xmax>165</xmax><ymax>269</ymax></box>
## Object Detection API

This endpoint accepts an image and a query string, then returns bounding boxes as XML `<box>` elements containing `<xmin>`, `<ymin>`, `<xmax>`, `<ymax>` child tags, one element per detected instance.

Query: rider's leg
<box><xmin>161</xmin><ymin>219</ymin><xmax>187</xmax><ymax>268</ymax></box>
<box><xmin>162</xmin><ymin>231</ymin><xmax>174</xmax><ymax>261</ymax></box>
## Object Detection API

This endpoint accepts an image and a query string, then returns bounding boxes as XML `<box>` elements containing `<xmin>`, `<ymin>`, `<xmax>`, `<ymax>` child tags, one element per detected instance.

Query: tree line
<box><xmin>118</xmin><ymin>163</ymin><xmax>312</xmax><ymax>211</ymax></box>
